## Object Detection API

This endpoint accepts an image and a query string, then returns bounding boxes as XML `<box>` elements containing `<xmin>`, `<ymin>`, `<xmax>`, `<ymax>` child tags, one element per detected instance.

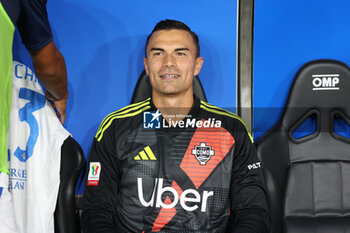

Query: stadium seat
<box><xmin>256</xmin><ymin>59</ymin><xmax>350</xmax><ymax>233</ymax></box>
<box><xmin>131</xmin><ymin>70</ymin><xmax>207</xmax><ymax>103</ymax></box>
<box><xmin>54</xmin><ymin>136</ymin><xmax>84</xmax><ymax>233</ymax></box>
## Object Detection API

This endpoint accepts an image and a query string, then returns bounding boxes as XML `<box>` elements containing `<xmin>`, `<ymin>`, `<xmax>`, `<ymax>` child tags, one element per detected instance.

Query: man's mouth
<box><xmin>160</xmin><ymin>74</ymin><xmax>180</xmax><ymax>79</ymax></box>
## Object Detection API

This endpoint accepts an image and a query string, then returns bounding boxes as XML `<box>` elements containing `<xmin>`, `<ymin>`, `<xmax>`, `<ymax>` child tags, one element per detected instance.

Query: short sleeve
<box><xmin>17</xmin><ymin>0</ymin><xmax>52</xmax><ymax>51</ymax></box>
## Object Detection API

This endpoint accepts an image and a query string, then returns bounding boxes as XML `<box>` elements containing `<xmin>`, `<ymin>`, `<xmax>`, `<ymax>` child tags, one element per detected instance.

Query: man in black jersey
<box><xmin>82</xmin><ymin>19</ymin><xmax>270</xmax><ymax>233</ymax></box>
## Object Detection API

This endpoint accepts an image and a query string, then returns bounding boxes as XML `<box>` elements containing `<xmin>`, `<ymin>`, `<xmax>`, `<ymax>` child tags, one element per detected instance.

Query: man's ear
<box><xmin>143</xmin><ymin>57</ymin><xmax>149</xmax><ymax>75</ymax></box>
<box><xmin>194</xmin><ymin>57</ymin><xmax>204</xmax><ymax>76</ymax></box>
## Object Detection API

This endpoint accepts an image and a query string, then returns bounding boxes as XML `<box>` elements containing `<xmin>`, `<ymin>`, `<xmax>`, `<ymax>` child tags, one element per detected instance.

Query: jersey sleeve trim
<box><xmin>96</xmin><ymin>98</ymin><xmax>150</xmax><ymax>136</ymax></box>
<box><xmin>200</xmin><ymin>101</ymin><xmax>254</xmax><ymax>143</ymax></box>
<box><xmin>95</xmin><ymin>99</ymin><xmax>151</xmax><ymax>142</ymax></box>
<box><xmin>96</xmin><ymin>98</ymin><xmax>150</xmax><ymax>134</ymax></box>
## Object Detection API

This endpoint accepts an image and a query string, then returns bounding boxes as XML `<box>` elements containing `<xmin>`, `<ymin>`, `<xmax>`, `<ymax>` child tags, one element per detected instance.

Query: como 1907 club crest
<box><xmin>192</xmin><ymin>142</ymin><xmax>215</xmax><ymax>165</ymax></box>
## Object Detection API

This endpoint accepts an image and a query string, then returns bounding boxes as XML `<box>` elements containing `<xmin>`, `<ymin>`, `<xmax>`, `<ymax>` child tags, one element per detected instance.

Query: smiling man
<box><xmin>82</xmin><ymin>19</ymin><xmax>270</xmax><ymax>233</ymax></box>
<box><xmin>143</xmin><ymin>22</ymin><xmax>203</xmax><ymax>123</ymax></box>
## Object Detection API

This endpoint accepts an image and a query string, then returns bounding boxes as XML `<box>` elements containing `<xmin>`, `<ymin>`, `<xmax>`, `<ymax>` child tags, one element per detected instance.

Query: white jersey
<box><xmin>7</xmin><ymin>61</ymin><xmax>70</xmax><ymax>233</ymax></box>
<box><xmin>0</xmin><ymin>173</ymin><xmax>20</xmax><ymax>233</ymax></box>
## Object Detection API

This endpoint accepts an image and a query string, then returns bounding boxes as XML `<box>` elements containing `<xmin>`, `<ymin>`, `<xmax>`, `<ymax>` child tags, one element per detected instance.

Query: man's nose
<box><xmin>162</xmin><ymin>54</ymin><xmax>176</xmax><ymax>67</ymax></box>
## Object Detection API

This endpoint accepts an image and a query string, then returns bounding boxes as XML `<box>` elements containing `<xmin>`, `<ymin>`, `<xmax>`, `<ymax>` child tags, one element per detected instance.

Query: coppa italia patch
<box><xmin>87</xmin><ymin>162</ymin><xmax>101</xmax><ymax>186</ymax></box>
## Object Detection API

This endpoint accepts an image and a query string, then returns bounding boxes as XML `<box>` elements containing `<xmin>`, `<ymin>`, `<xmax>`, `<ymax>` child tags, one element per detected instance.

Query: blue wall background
<box><xmin>13</xmin><ymin>0</ymin><xmax>238</xmax><ymax>192</ymax></box>
<box><xmin>253</xmin><ymin>0</ymin><xmax>350</xmax><ymax>140</ymax></box>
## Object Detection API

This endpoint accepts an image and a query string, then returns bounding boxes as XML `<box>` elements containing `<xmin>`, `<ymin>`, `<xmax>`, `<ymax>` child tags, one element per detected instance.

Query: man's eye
<box><xmin>153</xmin><ymin>52</ymin><xmax>163</xmax><ymax>56</ymax></box>
<box><xmin>176</xmin><ymin>52</ymin><xmax>186</xmax><ymax>56</ymax></box>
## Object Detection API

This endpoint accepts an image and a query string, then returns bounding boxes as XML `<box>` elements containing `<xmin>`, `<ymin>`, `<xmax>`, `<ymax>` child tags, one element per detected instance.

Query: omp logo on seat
<box><xmin>134</xmin><ymin>146</ymin><xmax>156</xmax><ymax>160</ymax></box>
<box><xmin>312</xmin><ymin>74</ymin><xmax>340</xmax><ymax>91</ymax></box>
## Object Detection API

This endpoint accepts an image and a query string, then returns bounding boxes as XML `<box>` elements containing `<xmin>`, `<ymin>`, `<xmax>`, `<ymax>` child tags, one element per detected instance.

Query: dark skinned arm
<box><xmin>29</xmin><ymin>41</ymin><xmax>68</xmax><ymax>124</ymax></box>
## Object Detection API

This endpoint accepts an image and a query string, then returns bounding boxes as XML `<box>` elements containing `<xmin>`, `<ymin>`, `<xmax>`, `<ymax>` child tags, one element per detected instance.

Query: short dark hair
<box><xmin>145</xmin><ymin>19</ymin><xmax>200</xmax><ymax>57</ymax></box>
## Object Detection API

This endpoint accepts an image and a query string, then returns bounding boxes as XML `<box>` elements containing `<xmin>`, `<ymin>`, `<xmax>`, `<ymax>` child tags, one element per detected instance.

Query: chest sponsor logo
<box><xmin>137</xmin><ymin>178</ymin><xmax>213</xmax><ymax>212</ymax></box>
<box><xmin>312</xmin><ymin>74</ymin><xmax>340</xmax><ymax>91</ymax></box>
<box><xmin>191</xmin><ymin>142</ymin><xmax>215</xmax><ymax>165</ymax></box>
<box><xmin>87</xmin><ymin>162</ymin><xmax>101</xmax><ymax>186</ymax></box>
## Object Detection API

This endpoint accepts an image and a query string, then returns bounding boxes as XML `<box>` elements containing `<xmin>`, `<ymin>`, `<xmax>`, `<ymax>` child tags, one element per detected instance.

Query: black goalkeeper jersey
<box><xmin>82</xmin><ymin>96</ymin><xmax>270</xmax><ymax>233</ymax></box>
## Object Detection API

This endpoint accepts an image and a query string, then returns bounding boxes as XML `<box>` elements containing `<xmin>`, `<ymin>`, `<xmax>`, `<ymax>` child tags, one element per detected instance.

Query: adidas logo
<box><xmin>134</xmin><ymin>146</ymin><xmax>156</xmax><ymax>160</ymax></box>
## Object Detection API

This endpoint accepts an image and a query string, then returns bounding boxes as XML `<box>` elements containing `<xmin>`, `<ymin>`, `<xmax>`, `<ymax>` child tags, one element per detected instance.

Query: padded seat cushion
<box><xmin>285</xmin><ymin>162</ymin><xmax>350</xmax><ymax>217</ymax></box>
<box><xmin>285</xmin><ymin>217</ymin><xmax>350</xmax><ymax>233</ymax></box>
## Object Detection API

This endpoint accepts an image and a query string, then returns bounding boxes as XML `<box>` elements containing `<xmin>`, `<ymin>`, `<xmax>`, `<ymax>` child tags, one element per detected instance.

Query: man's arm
<box><xmin>81</xmin><ymin>126</ymin><xmax>119</xmax><ymax>233</ymax></box>
<box><xmin>29</xmin><ymin>41</ymin><xmax>68</xmax><ymax>123</ymax></box>
<box><xmin>230</xmin><ymin>122</ymin><xmax>271</xmax><ymax>233</ymax></box>
<box><xmin>15</xmin><ymin>0</ymin><xmax>69</xmax><ymax>123</ymax></box>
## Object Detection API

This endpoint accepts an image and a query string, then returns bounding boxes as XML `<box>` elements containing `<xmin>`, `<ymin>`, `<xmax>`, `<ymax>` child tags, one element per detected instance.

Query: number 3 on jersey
<box><xmin>14</xmin><ymin>88</ymin><xmax>46</xmax><ymax>162</ymax></box>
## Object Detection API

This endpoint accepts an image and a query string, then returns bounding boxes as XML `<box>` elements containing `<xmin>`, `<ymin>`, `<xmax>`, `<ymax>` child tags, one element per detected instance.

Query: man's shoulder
<box><xmin>199</xmin><ymin>100</ymin><xmax>253</xmax><ymax>142</ymax></box>
<box><xmin>199</xmin><ymin>100</ymin><xmax>241</xmax><ymax>121</ymax></box>
<box><xmin>94</xmin><ymin>98</ymin><xmax>151</xmax><ymax>142</ymax></box>
<box><xmin>109</xmin><ymin>98</ymin><xmax>152</xmax><ymax>120</ymax></box>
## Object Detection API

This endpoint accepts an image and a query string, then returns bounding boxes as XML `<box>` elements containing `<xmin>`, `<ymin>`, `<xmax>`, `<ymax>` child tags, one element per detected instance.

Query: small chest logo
<box><xmin>192</xmin><ymin>142</ymin><xmax>215</xmax><ymax>165</ymax></box>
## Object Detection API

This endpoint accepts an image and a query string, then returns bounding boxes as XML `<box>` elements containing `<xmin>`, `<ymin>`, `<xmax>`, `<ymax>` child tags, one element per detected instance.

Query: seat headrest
<box><xmin>131</xmin><ymin>70</ymin><xmax>208</xmax><ymax>103</ymax></box>
<box><xmin>282</xmin><ymin>59</ymin><xmax>350</xmax><ymax>134</ymax></box>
